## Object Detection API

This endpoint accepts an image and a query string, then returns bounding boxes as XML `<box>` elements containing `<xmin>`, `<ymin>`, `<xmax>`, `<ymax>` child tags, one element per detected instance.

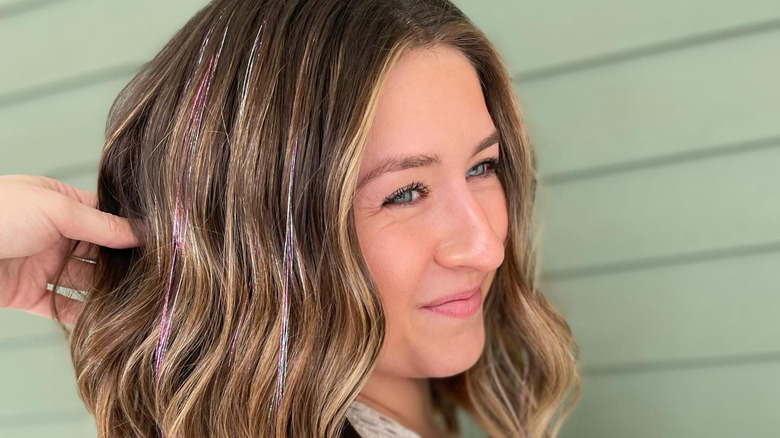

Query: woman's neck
<box><xmin>355</xmin><ymin>372</ymin><xmax>452</xmax><ymax>438</ymax></box>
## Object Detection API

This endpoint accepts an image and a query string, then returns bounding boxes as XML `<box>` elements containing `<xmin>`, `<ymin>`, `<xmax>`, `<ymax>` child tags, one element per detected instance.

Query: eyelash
<box><xmin>381</xmin><ymin>157</ymin><xmax>501</xmax><ymax>207</ymax></box>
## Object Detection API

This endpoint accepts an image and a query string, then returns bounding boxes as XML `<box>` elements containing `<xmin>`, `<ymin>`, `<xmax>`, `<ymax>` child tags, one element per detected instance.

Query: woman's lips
<box><xmin>420</xmin><ymin>287</ymin><xmax>482</xmax><ymax>318</ymax></box>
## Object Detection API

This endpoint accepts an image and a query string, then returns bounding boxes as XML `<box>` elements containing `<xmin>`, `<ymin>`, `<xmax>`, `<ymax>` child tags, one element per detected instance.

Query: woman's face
<box><xmin>353</xmin><ymin>44</ymin><xmax>508</xmax><ymax>379</ymax></box>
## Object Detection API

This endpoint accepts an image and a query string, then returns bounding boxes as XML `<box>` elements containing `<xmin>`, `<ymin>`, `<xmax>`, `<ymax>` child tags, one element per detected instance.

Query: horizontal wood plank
<box><xmin>543</xmin><ymin>251</ymin><xmax>780</xmax><ymax>368</ymax></box>
<box><xmin>0</xmin><ymin>0</ymin><xmax>207</xmax><ymax>97</ymax></box>
<box><xmin>0</xmin><ymin>76</ymin><xmax>131</xmax><ymax>176</ymax></box>
<box><xmin>0</xmin><ymin>310</ymin><xmax>68</xmax><ymax>343</ymax></box>
<box><xmin>0</xmin><ymin>417</ymin><xmax>96</xmax><ymax>438</ymax></box>
<box><xmin>559</xmin><ymin>360</ymin><xmax>780</xmax><ymax>438</ymax></box>
<box><xmin>520</xmin><ymin>29</ymin><xmax>780</xmax><ymax>177</ymax></box>
<box><xmin>458</xmin><ymin>0</ymin><xmax>780</xmax><ymax>74</ymax></box>
<box><xmin>535</xmin><ymin>141</ymin><xmax>780</xmax><ymax>272</ymax></box>
<box><xmin>0</xmin><ymin>341</ymin><xmax>84</xmax><ymax>417</ymax></box>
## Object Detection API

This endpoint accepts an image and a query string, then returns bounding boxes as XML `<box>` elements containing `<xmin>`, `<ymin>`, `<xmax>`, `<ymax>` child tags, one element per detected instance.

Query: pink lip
<box><xmin>420</xmin><ymin>286</ymin><xmax>482</xmax><ymax>319</ymax></box>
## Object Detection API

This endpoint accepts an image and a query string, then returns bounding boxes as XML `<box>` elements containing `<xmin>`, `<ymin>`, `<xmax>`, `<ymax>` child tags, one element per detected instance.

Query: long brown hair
<box><xmin>52</xmin><ymin>0</ymin><xmax>580</xmax><ymax>436</ymax></box>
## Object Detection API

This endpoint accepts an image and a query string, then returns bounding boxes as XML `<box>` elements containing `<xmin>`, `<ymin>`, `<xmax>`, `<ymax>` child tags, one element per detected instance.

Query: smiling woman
<box><xmin>352</xmin><ymin>46</ymin><xmax>511</xmax><ymax>437</ymax></box>
<box><xmin>38</xmin><ymin>0</ymin><xmax>581</xmax><ymax>437</ymax></box>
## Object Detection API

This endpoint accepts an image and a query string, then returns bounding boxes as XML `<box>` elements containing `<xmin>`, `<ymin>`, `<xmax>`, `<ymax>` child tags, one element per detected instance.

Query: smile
<box><xmin>420</xmin><ymin>288</ymin><xmax>482</xmax><ymax>318</ymax></box>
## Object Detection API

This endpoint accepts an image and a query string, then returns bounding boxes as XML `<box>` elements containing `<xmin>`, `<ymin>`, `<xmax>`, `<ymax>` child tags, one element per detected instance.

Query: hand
<box><xmin>0</xmin><ymin>175</ymin><xmax>140</xmax><ymax>324</ymax></box>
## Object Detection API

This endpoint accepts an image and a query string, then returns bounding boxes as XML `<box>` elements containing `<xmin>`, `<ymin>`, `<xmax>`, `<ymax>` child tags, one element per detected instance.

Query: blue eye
<box><xmin>381</xmin><ymin>157</ymin><xmax>500</xmax><ymax>207</ymax></box>
<box><xmin>382</xmin><ymin>180</ymin><xmax>430</xmax><ymax>207</ymax></box>
<box><xmin>467</xmin><ymin>157</ymin><xmax>500</xmax><ymax>178</ymax></box>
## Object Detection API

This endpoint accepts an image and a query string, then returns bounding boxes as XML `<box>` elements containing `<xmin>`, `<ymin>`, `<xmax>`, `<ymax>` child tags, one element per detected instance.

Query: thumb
<box><xmin>52</xmin><ymin>194</ymin><xmax>142</xmax><ymax>249</ymax></box>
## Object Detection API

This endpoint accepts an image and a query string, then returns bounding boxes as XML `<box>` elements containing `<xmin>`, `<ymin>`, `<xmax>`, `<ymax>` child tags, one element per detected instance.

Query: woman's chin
<box><xmin>420</xmin><ymin>334</ymin><xmax>486</xmax><ymax>378</ymax></box>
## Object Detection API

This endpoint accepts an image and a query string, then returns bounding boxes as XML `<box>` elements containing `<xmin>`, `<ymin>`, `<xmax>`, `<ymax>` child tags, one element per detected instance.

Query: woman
<box><xmin>0</xmin><ymin>0</ymin><xmax>580</xmax><ymax>436</ymax></box>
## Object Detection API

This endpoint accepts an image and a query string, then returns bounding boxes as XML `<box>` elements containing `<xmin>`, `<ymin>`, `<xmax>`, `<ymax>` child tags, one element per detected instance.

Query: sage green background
<box><xmin>1</xmin><ymin>0</ymin><xmax>779</xmax><ymax>436</ymax></box>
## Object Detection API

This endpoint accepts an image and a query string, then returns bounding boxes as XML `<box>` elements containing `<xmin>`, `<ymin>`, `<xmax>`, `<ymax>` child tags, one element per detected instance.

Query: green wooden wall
<box><xmin>1</xmin><ymin>0</ymin><xmax>778</xmax><ymax>436</ymax></box>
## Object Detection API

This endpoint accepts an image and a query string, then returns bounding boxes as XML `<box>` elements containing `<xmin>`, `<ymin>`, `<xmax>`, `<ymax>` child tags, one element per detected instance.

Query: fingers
<box><xmin>50</xmin><ymin>178</ymin><xmax>99</xmax><ymax>209</ymax></box>
<box><xmin>7</xmin><ymin>175</ymin><xmax>144</xmax><ymax>250</ymax></box>
<box><xmin>5</xmin><ymin>174</ymin><xmax>98</xmax><ymax>207</ymax></box>
<box><xmin>51</xmin><ymin>193</ymin><xmax>141</xmax><ymax>250</ymax></box>
<box><xmin>59</xmin><ymin>183</ymin><xmax>98</xmax><ymax>208</ymax></box>
<box><xmin>54</xmin><ymin>293</ymin><xmax>82</xmax><ymax>326</ymax></box>
<box><xmin>43</xmin><ymin>253</ymin><xmax>92</xmax><ymax>325</ymax></box>
<box><xmin>72</xmin><ymin>240</ymin><xmax>100</xmax><ymax>261</ymax></box>
<box><xmin>60</xmin><ymin>254</ymin><xmax>96</xmax><ymax>292</ymax></box>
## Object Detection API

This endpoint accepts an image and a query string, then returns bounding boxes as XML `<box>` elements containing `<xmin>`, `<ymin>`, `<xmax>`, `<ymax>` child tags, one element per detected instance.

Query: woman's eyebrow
<box><xmin>356</xmin><ymin>129</ymin><xmax>499</xmax><ymax>191</ymax></box>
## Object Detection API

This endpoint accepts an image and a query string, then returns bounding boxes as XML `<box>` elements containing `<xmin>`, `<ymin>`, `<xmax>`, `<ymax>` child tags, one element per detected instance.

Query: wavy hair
<box><xmin>51</xmin><ymin>0</ymin><xmax>581</xmax><ymax>436</ymax></box>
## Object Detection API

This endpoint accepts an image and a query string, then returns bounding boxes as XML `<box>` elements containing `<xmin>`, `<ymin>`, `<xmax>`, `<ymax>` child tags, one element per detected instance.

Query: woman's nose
<box><xmin>432</xmin><ymin>186</ymin><xmax>506</xmax><ymax>272</ymax></box>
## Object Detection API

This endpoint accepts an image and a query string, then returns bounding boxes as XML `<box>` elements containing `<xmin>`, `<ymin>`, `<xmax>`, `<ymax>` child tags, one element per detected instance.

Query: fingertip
<box><xmin>110</xmin><ymin>215</ymin><xmax>143</xmax><ymax>249</ymax></box>
<box><xmin>124</xmin><ymin>217</ymin><xmax>148</xmax><ymax>249</ymax></box>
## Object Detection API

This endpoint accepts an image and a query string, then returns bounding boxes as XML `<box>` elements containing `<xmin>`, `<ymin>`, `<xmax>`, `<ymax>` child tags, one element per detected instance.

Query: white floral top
<box><xmin>345</xmin><ymin>400</ymin><xmax>422</xmax><ymax>438</ymax></box>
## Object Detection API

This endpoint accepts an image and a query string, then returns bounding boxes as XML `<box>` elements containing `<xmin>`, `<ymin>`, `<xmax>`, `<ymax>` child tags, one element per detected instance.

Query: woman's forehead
<box><xmin>360</xmin><ymin>45</ymin><xmax>495</xmax><ymax>168</ymax></box>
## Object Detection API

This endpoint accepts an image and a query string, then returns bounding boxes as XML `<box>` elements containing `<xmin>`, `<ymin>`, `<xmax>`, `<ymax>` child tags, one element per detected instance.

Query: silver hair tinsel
<box><xmin>152</xmin><ymin>10</ymin><xmax>232</xmax><ymax>438</ymax></box>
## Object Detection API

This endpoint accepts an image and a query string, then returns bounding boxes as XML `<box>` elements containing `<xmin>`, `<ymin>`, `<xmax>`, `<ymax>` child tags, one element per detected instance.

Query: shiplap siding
<box><xmin>1</xmin><ymin>1</ymin><xmax>778</xmax><ymax>436</ymax></box>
